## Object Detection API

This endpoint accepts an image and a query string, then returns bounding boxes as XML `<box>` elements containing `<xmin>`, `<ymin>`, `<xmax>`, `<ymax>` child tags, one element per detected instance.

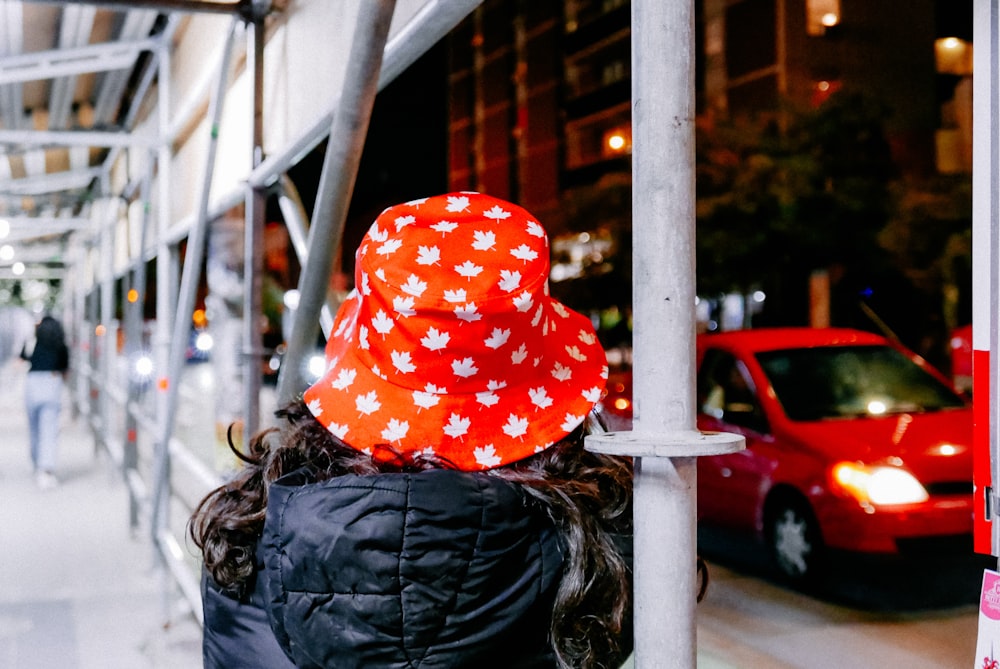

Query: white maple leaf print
<box><xmin>511</xmin><ymin>344</ymin><xmax>528</xmax><ymax>364</ymax></box>
<box><xmin>394</xmin><ymin>214</ymin><xmax>415</xmax><ymax>231</ymax></box>
<box><xmin>578</xmin><ymin>329</ymin><xmax>597</xmax><ymax>346</ymax></box>
<box><xmin>372</xmin><ymin>364</ymin><xmax>387</xmax><ymax>380</ymax></box>
<box><xmin>443</xmin><ymin>413</ymin><xmax>471</xmax><ymax>439</ymax></box>
<box><xmin>368</xmin><ymin>224</ymin><xmax>388</xmax><ymax>242</ymax></box>
<box><xmin>581</xmin><ymin>386</ymin><xmax>603</xmax><ymax>403</ymax></box>
<box><xmin>551</xmin><ymin>362</ymin><xmax>572</xmax><ymax>382</ymax></box>
<box><xmin>443</xmin><ymin>288</ymin><xmax>467</xmax><ymax>303</ymax></box>
<box><xmin>510</xmin><ymin>244</ymin><xmax>538</xmax><ymax>263</ymax></box>
<box><xmin>472</xmin><ymin>230</ymin><xmax>497</xmax><ymax>251</ymax></box>
<box><xmin>498</xmin><ymin>269</ymin><xmax>522</xmax><ymax>292</ymax></box>
<box><xmin>487</xmin><ymin>379</ymin><xmax>507</xmax><ymax>390</ymax></box>
<box><xmin>476</xmin><ymin>389</ymin><xmax>500</xmax><ymax>407</ymax></box>
<box><xmin>431</xmin><ymin>220</ymin><xmax>459</xmax><ymax>234</ymax></box>
<box><xmin>512</xmin><ymin>291</ymin><xmax>533</xmax><ymax>312</ymax></box>
<box><xmin>483</xmin><ymin>204</ymin><xmax>511</xmax><ymax>221</ymax></box>
<box><xmin>402</xmin><ymin>274</ymin><xmax>428</xmax><ymax>297</ymax></box>
<box><xmin>561</xmin><ymin>413</ymin><xmax>583</xmax><ymax>433</ymax></box>
<box><xmin>531</xmin><ymin>303</ymin><xmax>545</xmax><ymax>327</ymax></box>
<box><xmin>454</xmin><ymin>260</ymin><xmax>484</xmax><ymax>280</ymax></box>
<box><xmin>446</xmin><ymin>195</ymin><xmax>470</xmax><ymax>212</ymax></box>
<box><xmin>374</xmin><ymin>268</ymin><xmax>385</xmax><ymax>282</ymax></box>
<box><xmin>502</xmin><ymin>414</ymin><xmax>529</xmax><ymax>439</ymax></box>
<box><xmin>529</xmin><ymin>387</ymin><xmax>554</xmax><ymax>409</ymax></box>
<box><xmin>404</xmin><ymin>197</ymin><xmax>429</xmax><ymax>207</ymax></box>
<box><xmin>371</xmin><ymin>310</ymin><xmax>394</xmax><ymax>336</ymax></box>
<box><xmin>334</xmin><ymin>314</ymin><xmax>351</xmax><ymax>338</ymax></box>
<box><xmin>356</xmin><ymin>391</ymin><xmax>381</xmax><ymax>416</ymax></box>
<box><xmin>381</xmin><ymin>419</ymin><xmax>409</xmax><ymax>443</ymax></box>
<box><xmin>416</xmin><ymin>245</ymin><xmax>441</xmax><ymax>266</ymax></box>
<box><xmin>332</xmin><ymin>368</ymin><xmax>356</xmax><ymax>390</ymax></box>
<box><xmin>327</xmin><ymin>422</ymin><xmax>349</xmax><ymax>440</ymax></box>
<box><xmin>421</xmin><ymin>327</ymin><xmax>450</xmax><ymax>351</ymax></box>
<box><xmin>393</xmin><ymin>295</ymin><xmax>416</xmax><ymax>317</ymax></box>
<box><xmin>452</xmin><ymin>357</ymin><xmax>479</xmax><ymax>378</ymax></box>
<box><xmin>412</xmin><ymin>385</ymin><xmax>442</xmax><ymax>410</ymax></box>
<box><xmin>377</xmin><ymin>238</ymin><xmax>403</xmax><ymax>256</ymax></box>
<box><xmin>307</xmin><ymin>398</ymin><xmax>323</xmax><ymax>416</ymax></box>
<box><xmin>552</xmin><ymin>302</ymin><xmax>570</xmax><ymax>318</ymax></box>
<box><xmin>359</xmin><ymin>325</ymin><xmax>370</xmax><ymax>351</ymax></box>
<box><xmin>455</xmin><ymin>302</ymin><xmax>482</xmax><ymax>323</ymax></box>
<box><xmin>526</xmin><ymin>220</ymin><xmax>545</xmax><ymax>238</ymax></box>
<box><xmin>484</xmin><ymin>327</ymin><xmax>510</xmax><ymax>349</ymax></box>
<box><xmin>418</xmin><ymin>445</ymin><xmax>436</xmax><ymax>459</ymax></box>
<box><xmin>565</xmin><ymin>345</ymin><xmax>587</xmax><ymax>362</ymax></box>
<box><xmin>474</xmin><ymin>444</ymin><xmax>502</xmax><ymax>468</ymax></box>
<box><xmin>360</xmin><ymin>271</ymin><xmax>372</xmax><ymax>295</ymax></box>
<box><xmin>391</xmin><ymin>350</ymin><xmax>416</xmax><ymax>374</ymax></box>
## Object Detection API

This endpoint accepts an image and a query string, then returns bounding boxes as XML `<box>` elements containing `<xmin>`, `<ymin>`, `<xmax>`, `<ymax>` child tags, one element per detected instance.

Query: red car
<box><xmin>598</xmin><ymin>327</ymin><xmax>973</xmax><ymax>581</ymax></box>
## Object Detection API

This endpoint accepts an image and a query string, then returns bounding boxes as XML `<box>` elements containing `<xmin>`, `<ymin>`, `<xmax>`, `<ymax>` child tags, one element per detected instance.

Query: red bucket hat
<box><xmin>303</xmin><ymin>192</ymin><xmax>608</xmax><ymax>471</ymax></box>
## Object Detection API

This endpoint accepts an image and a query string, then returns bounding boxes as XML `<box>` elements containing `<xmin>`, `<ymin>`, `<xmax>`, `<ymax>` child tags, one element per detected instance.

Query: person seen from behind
<box><xmin>21</xmin><ymin>314</ymin><xmax>69</xmax><ymax>490</ymax></box>
<box><xmin>189</xmin><ymin>192</ymin><xmax>635</xmax><ymax>668</ymax></box>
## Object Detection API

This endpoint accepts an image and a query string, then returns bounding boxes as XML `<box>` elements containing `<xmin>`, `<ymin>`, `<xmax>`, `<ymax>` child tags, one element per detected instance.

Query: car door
<box><xmin>696</xmin><ymin>348</ymin><xmax>775</xmax><ymax>530</ymax></box>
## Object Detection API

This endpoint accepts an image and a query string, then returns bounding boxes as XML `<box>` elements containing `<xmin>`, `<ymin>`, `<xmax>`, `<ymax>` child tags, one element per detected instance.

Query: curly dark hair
<box><xmin>189</xmin><ymin>400</ymin><xmax>634</xmax><ymax>669</ymax></box>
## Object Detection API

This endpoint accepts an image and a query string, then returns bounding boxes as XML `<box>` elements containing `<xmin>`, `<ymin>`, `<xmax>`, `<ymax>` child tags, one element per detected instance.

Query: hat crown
<box><xmin>351</xmin><ymin>193</ymin><xmax>551</xmax><ymax>393</ymax></box>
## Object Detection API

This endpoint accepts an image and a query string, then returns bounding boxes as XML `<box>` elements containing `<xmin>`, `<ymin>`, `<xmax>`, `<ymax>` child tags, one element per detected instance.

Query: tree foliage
<box><xmin>695</xmin><ymin>92</ymin><xmax>897</xmax><ymax>311</ymax></box>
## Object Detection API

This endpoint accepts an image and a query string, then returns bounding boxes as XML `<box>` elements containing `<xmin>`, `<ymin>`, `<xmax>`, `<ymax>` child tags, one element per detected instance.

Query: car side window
<box><xmin>698</xmin><ymin>349</ymin><xmax>770</xmax><ymax>434</ymax></box>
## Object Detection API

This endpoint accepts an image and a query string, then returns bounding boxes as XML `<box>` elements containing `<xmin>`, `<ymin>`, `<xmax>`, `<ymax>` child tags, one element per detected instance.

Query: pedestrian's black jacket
<box><xmin>203</xmin><ymin>467</ymin><xmax>566</xmax><ymax>668</ymax></box>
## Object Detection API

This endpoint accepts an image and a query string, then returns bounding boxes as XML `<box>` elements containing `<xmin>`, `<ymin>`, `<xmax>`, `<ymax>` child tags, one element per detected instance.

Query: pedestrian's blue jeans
<box><xmin>25</xmin><ymin>371</ymin><xmax>64</xmax><ymax>472</ymax></box>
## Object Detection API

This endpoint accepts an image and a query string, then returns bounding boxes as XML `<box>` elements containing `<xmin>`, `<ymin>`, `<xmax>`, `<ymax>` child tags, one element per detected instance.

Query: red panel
<box><xmin>974</xmin><ymin>348</ymin><xmax>993</xmax><ymax>554</ymax></box>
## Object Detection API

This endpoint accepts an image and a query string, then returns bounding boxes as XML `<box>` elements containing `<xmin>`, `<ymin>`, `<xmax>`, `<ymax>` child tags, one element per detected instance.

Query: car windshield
<box><xmin>755</xmin><ymin>344</ymin><xmax>966</xmax><ymax>421</ymax></box>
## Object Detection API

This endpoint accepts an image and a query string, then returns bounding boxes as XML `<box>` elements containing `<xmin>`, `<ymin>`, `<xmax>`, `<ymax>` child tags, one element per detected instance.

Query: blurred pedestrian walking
<box><xmin>21</xmin><ymin>315</ymin><xmax>69</xmax><ymax>489</ymax></box>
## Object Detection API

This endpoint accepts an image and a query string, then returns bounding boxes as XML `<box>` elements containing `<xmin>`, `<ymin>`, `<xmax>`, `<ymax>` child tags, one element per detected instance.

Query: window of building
<box><xmin>806</xmin><ymin>0</ymin><xmax>840</xmax><ymax>36</ymax></box>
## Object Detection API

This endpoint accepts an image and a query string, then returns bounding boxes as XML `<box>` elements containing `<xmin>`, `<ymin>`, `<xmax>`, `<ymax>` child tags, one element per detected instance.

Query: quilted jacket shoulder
<box><xmin>261</xmin><ymin>469</ymin><xmax>564</xmax><ymax>669</ymax></box>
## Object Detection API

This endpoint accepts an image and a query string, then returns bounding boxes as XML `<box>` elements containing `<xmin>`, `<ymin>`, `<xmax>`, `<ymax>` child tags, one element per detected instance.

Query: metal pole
<box><xmin>152</xmin><ymin>27</ymin><xmax>176</xmax><ymax>551</ymax></box>
<box><xmin>22</xmin><ymin>0</ymin><xmax>254</xmax><ymax>15</ymax></box>
<box><xmin>276</xmin><ymin>0</ymin><xmax>396</xmax><ymax>404</ymax></box>
<box><xmin>99</xmin><ymin>192</ymin><xmax>117</xmax><ymax>457</ymax></box>
<box><xmin>151</xmin><ymin>18</ymin><xmax>239</xmax><ymax>537</ymax></box>
<box><xmin>123</xmin><ymin>154</ymin><xmax>155</xmax><ymax>532</ymax></box>
<box><xmin>585</xmin><ymin>0</ymin><xmax>744</xmax><ymax>667</ymax></box>
<box><xmin>242</xmin><ymin>14</ymin><xmax>266</xmax><ymax>436</ymax></box>
<box><xmin>276</xmin><ymin>175</ymin><xmax>333</xmax><ymax>336</ymax></box>
<box><xmin>972</xmin><ymin>0</ymin><xmax>1000</xmax><ymax>556</ymax></box>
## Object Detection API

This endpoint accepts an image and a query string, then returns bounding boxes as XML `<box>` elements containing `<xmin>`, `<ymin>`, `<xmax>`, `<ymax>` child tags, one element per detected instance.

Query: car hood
<box><xmin>776</xmin><ymin>407</ymin><xmax>972</xmax><ymax>483</ymax></box>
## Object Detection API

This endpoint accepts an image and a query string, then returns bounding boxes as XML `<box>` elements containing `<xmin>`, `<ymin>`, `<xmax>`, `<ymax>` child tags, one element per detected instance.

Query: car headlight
<box><xmin>831</xmin><ymin>462</ymin><xmax>929</xmax><ymax>506</ymax></box>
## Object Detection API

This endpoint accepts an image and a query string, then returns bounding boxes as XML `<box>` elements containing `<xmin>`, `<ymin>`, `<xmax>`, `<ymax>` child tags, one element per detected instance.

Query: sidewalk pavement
<box><xmin>0</xmin><ymin>362</ymin><xmax>203</xmax><ymax>669</ymax></box>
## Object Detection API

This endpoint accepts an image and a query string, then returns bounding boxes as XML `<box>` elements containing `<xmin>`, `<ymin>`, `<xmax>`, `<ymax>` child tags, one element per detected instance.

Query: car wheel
<box><xmin>765</xmin><ymin>498</ymin><xmax>823</xmax><ymax>583</ymax></box>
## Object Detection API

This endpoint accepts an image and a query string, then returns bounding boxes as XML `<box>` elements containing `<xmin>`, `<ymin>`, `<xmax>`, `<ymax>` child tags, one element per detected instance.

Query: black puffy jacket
<box><xmin>259</xmin><ymin>468</ymin><xmax>565</xmax><ymax>668</ymax></box>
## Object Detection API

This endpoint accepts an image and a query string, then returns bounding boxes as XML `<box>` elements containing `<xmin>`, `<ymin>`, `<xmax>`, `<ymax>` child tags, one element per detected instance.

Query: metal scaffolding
<box><xmin>9</xmin><ymin>0</ymin><xmax>760</xmax><ymax>664</ymax></box>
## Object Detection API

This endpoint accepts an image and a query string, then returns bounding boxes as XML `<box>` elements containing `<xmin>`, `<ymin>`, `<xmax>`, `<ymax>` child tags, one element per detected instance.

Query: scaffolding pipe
<box><xmin>123</xmin><ymin>155</ymin><xmax>155</xmax><ymax>531</ymax></box>
<box><xmin>246</xmin><ymin>0</ymin><xmax>483</xmax><ymax>189</ymax></box>
<box><xmin>23</xmin><ymin>0</ymin><xmax>253</xmax><ymax>15</ymax></box>
<box><xmin>242</xmin><ymin>14</ymin><xmax>266</xmax><ymax>437</ymax></box>
<box><xmin>585</xmin><ymin>0</ymin><xmax>744</xmax><ymax>666</ymax></box>
<box><xmin>150</xmin><ymin>17</ymin><xmax>239</xmax><ymax>541</ymax></box>
<box><xmin>276</xmin><ymin>175</ymin><xmax>334</xmax><ymax>335</ymax></box>
<box><xmin>276</xmin><ymin>0</ymin><xmax>396</xmax><ymax>404</ymax></box>
<box><xmin>98</xmin><ymin>194</ymin><xmax>118</xmax><ymax>457</ymax></box>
